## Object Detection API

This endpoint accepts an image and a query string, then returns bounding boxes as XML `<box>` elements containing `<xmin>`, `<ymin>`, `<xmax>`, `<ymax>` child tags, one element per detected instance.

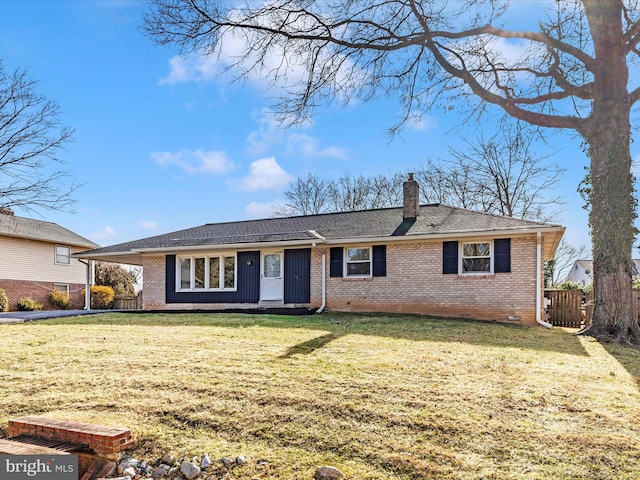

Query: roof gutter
<box><xmin>536</xmin><ymin>231</ymin><xmax>553</xmax><ymax>329</ymax></box>
<box><xmin>324</xmin><ymin>227</ymin><xmax>565</xmax><ymax>247</ymax></box>
<box><xmin>130</xmin><ymin>239</ymin><xmax>325</xmax><ymax>255</ymax></box>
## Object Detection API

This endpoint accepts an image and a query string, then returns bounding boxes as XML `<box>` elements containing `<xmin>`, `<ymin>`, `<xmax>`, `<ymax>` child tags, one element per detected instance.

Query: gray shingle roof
<box><xmin>0</xmin><ymin>213</ymin><xmax>99</xmax><ymax>249</ymax></box>
<box><xmin>80</xmin><ymin>204</ymin><xmax>563</xmax><ymax>261</ymax></box>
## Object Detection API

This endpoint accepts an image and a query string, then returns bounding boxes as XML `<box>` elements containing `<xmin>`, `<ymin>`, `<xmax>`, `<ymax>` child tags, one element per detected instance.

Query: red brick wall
<box><xmin>322</xmin><ymin>236</ymin><xmax>540</xmax><ymax>324</ymax></box>
<box><xmin>8</xmin><ymin>416</ymin><xmax>133</xmax><ymax>455</ymax></box>
<box><xmin>141</xmin><ymin>255</ymin><xmax>166</xmax><ymax>308</ymax></box>
<box><xmin>142</xmin><ymin>236</ymin><xmax>543</xmax><ymax>324</ymax></box>
<box><xmin>0</xmin><ymin>279</ymin><xmax>85</xmax><ymax>311</ymax></box>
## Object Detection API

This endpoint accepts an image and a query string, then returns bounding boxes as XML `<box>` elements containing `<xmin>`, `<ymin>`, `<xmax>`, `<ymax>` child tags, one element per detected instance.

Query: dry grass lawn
<box><xmin>0</xmin><ymin>312</ymin><xmax>639</xmax><ymax>479</ymax></box>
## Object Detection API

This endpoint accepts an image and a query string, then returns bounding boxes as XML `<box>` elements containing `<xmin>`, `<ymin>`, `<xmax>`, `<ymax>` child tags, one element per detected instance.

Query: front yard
<box><xmin>0</xmin><ymin>312</ymin><xmax>639</xmax><ymax>479</ymax></box>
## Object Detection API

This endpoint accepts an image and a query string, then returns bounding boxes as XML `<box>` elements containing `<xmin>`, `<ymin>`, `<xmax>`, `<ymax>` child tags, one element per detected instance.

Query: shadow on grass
<box><xmin>278</xmin><ymin>333</ymin><xmax>342</xmax><ymax>359</ymax></box>
<box><xmin>603</xmin><ymin>342</ymin><xmax>640</xmax><ymax>386</ymax></box>
<box><xmin>36</xmin><ymin>310</ymin><xmax>590</xmax><ymax>357</ymax></box>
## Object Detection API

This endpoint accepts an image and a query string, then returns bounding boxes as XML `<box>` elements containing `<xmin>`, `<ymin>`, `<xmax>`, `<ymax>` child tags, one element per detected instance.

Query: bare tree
<box><xmin>415</xmin><ymin>160</ymin><xmax>498</xmax><ymax>212</ymax></box>
<box><xmin>0</xmin><ymin>63</ymin><xmax>76</xmax><ymax>214</ymax></box>
<box><xmin>273</xmin><ymin>172</ymin><xmax>332</xmax><ymax>216</ymax></box>
<box><xmin>328</xmin><ymin>173</ymin><xmax>386</xmax><ymax>212</ymax></box>
<box><xmin>277</xmin><ymin>172</ymin><xmax>405</xmax><ymax>216</ymax></box>
<box><xmin>94</xmin><ymin>262</ymin><xmax>135</xmax><ymax>297</ymax></box>
<box><xmin>545</xmin><ymin>240</ymin><xmax>589</xmax><ymax>287</ymax></box>
<box><xmin>144</xmin><ymin>1</ymin><xmax>640</xmax><ymax>345</ymax></box>
<box><xmin>416</xmin><ymin>124</ymin><xmax>564</xmax><ymax>222</ymax></box>
<box><xmin>369</xmin><ymin>172</ymin><xmax>406</xmax><ymax>209</ymax></box>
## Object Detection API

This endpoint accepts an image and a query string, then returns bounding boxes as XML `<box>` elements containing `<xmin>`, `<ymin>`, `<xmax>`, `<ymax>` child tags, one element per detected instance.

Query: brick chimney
<box><xmin>403</xmin><ymin>173</ymin><xmax>419</xmax><ymax>220</ymax></box>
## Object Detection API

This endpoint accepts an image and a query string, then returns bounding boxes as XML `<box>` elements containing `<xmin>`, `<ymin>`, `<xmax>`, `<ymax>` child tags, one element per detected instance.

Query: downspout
<box><xmin>312</xmin><ymin>243</ymin><xmax>326</xmax><ymax>313</ymax></box>
<box><xmin>536</xmin><ymin>231</ymin><xmax>553</xmax><ymax>329</ymax></box>
<box><xmin>78</xmin><ymin>259</ymin><xmax>92</xmax><ymax>310</ymax></box>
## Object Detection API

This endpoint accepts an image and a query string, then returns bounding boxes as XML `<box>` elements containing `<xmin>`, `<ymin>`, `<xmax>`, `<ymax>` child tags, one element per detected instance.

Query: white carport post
<box><xmin>79</xmin><ymin>259</ymin><xmax>93</xmax><ymax>310</ymax></box>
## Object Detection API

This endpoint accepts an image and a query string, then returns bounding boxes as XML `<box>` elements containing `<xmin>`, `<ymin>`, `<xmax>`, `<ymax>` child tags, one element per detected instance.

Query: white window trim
<box><xmin>176</xmin><ymin>253</ymin><xmax>237</xmax><ymax>291</ymax></box>
<box><xmin>344</xmin><ymin>246</ymin><xmax>373</xmax><ymax>278</ymax></box>
<box><xmin>459</xmin><ymin>240</ymin><xmax>494</xmax><ymax>275</ymax></box>
<box><xmin>55</xmin><ymin>245</ymin><xmax>71</xmax><ymax>265</ymax></box>
<box><xmin>53</xmin><ymin>283</ymin><xmax>70</xmax><ymax>296</ymax></box>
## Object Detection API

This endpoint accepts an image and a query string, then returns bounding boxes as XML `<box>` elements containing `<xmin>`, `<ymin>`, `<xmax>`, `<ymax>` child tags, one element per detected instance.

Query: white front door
<box><xmin>261</xmin><ymin>251</ymin><xmax>284</xmax><ymax>301</ymax></box>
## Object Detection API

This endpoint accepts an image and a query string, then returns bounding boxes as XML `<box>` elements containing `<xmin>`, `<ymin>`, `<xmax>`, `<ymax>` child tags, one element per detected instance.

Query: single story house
<box><xmin>76</xmin><ymin>175</ymin><xmax>564</xmax><ymax>325</ymax></box>
<box><xmin>0</xmin><ymin>208</ymin><xmax>99</xmax><ymax>310</ymax></box>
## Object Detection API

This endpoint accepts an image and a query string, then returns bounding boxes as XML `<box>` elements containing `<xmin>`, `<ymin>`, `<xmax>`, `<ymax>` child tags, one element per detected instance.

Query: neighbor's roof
<box><xmin>76</xmin><ymin>204</ymin><xmax>564</xmax><ymax>265</ymax></box>
<box><xmin>0</xmin><ymin>213</ymin><xmax>99</xmax><ymax>249</ymax></box>
<box><xmin>575</xmin><ymin>259</ymin><xmax>640</xmax><ymax>276</ymax></box>
<box><xmin>575</xmin><ymin>259</ymin><xmax>594</xmax><ymax>273</ymax></box>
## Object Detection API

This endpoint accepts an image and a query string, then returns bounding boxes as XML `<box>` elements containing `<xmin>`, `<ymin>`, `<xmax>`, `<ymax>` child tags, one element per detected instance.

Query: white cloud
<box><xmin>244</xmin><ymin>200</ymin><xmax>284</xmax><ymax>218</ymax></box>
<box><xmin>152</xmin><ymin>149</ymin><xmax>235</xmax><ymax>175</ymax></box>
<box><xmin>246</xmin><ymin>110</ymin><xmax>285</xmax><ymax>155</ymax></box>
<box><xmin>139</xmin><ymin>220</ymin><xmax>157</xmax><ymax>229</ymax></box>
<box><xmin>407</xmin><ymin>111</ymin><xmax>438</xmax><ymax>131</ymax></box>
<box><xmin>246</xmin><ymin>110</ymin><xmax>347</xmax><ymax>160</ymax></box>
<box><xmin>91</xmin><ymin>226</ymin><xmax>116</xmax><ymax>240</ymax></box>
<box><xmin>239</xmin><ymin>157</ymin><xmax>293</xmax><ymax>191</ymax></box>
<box><xmin>159</xmin><ymin>55</ymin><xmax>217</xmax><ymax>85</ymax></box>
<box><xmin>285</xmin><ymin>133</ymin><xmax>348</xmax><ymax>159</ymax></box>
<box><xmin>491</xmin><ymin>37</ymin><xmax>531</xmax><ymax>63</ymax></box>
<box><xmin>158</xmin><ymin>9</ymin><xmax>366</xmax><ymax>103</ymax></box>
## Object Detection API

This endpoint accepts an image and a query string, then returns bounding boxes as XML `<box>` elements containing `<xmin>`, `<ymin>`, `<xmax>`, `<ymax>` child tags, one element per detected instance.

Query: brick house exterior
<box><xmin>77</xmin><ymin>176</ymin><xmax>564</xmax><ymax>325</ymax></box>
<box><xmin>0</xmin><ymin>210</ymin><xmax>98</xmax><ymax>310</ymax></box>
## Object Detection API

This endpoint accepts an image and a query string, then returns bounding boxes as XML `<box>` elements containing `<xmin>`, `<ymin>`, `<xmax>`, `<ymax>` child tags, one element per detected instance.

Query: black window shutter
<box><xmin>372</xmin><ymin>245</ymin><xmax>386</xmax><ymax>277</ymax></box>
<box><xmin>329</xmin><ymin>247</ymin><xmax>343</xmax><ymax>277</ymax></box>
<box><xmin>494</xmin><ymin>238</ymin><xmax>511</xmax><ymax>273</ymax></box>
<box><xmin>443</xmin><ymin>241</ymin><xmax>458</xmax><ymax>274</ymax></box>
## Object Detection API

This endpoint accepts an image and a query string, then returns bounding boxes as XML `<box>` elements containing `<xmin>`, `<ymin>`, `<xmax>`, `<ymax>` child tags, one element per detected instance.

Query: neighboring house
<box><xmin>76</xmin><ymin>175</ymin><xmax>564</xmax><ymax>325</ymax></box>
<box><xmin>566</xmin><ymin>259</ymin><xmax>640</xmax><ymax>286</ymax></box>
<box><xmin>566</xmin><ymin>260</ymin><xmax>594</xmax><ymax>286</ymax></box>
<box><xmin>0</xmin><ymin>209</ymin><xmax>99</xmax><ymax>310</ymax></box>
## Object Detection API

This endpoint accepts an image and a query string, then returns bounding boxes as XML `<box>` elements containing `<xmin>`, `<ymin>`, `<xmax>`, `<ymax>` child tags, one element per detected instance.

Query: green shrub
<box><xmin>0</xmin><ymin>288</ymin><xmax>8</xmax><ymax>312</ymax></box>
<box><xmin>17</xmin><ymin>297</ymin><xmax>43</xmax><ymax>311</ymax></box>
<box><xmin>82</xmin><ymin>285</ymin><xmax>114</xmax><ymax>309</ymax></box>
<box><xmin>48</xmin><ymin>290</ymin><xmax>72</xmax><ymax>310</ymax></box>
<box><xmin>555</xmin><ymin>281</ymin><xmax>585</xmax><ymax>291</ymax></box>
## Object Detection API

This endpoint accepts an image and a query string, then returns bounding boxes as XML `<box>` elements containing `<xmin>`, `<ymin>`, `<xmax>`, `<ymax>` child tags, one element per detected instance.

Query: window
<box><xmin>55</xmin><ymin>245</ymin><xmax>71</xmax><ymax>265</ymax></box>
<box><xmin>345</xmin><ymin>247</ymin><xmax>371</xmax><ymax>277</ymax></box>
<box><xmin>177</xmin><ymin>254</ymin><xmax>236</xmax><ymax>291</ymax></box>
<box><xmin>263</xmin><ymin>253</ymin><xmax>281</xmax><ymax>278</ymax></box>
<box><xmin>330</xmin><ymin>246</ymin><xmax>386</xmax><ymax>278</ymax></box>
<box><xmin>53</xmin><ymin>283</ymin><xmax>69</xmax><ymax>296</ymax></box>
<box><xmin>443</xmin><ymin>239</ymin><xmax>510</xmax><ymax>275</ymax></box>
<box><xmin>224</xmin><ymin>257</ymin><xmax>235</xmax><ymax>289</ymax></box>
<box><xmin>209</xmin><ymin>257</ymin><xmax>220</xmax><ymax>288</ymax></box>
<box><xmin>461</xmin><ymin>242</ymin><xmax>491</xmax><ymax>273</ymax></box>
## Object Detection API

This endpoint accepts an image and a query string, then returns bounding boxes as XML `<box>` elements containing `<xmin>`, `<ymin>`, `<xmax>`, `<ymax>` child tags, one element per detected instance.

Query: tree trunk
<box><xmin>579</xmin><ymin>0</ymin><xmax>640</xmax><ymax>345</ymax></box>
<box><xmin>584</xmin><ymin>125</ymin><xmax>640</xmax><ymax>344</ymax></box>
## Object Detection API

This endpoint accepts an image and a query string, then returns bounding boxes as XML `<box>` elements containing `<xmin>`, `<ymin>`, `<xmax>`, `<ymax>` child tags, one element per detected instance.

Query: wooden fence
<box><xmin>545</xmin><ymin>290</ymin><xmax>584</xmax><ymax>327</ymax></box>
<box><xmin>112</xmin><ymin>293</ymin><xmax>142</xmax><ymax>310</ymax></box>
<box><xmin>545</xmin><ymin>289</ymin><xmax>640</xmax><ymax>327</ymax></box>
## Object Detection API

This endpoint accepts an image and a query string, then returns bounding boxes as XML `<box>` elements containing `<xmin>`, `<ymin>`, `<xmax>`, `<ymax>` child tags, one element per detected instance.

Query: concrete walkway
<box><xmin>0</xmin><ymin>310</ymin><xmax>111</xmax><ymax>324</ymax></box>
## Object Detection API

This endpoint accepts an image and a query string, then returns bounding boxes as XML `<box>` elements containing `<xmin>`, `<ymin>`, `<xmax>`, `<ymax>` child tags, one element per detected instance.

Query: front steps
<box><xmin>1</xmin><ymin>416</ymin><xmax>133</xmax><ymax>479</ymax></box>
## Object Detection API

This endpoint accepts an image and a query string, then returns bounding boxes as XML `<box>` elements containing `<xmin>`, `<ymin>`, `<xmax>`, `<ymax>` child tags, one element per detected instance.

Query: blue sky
<box><xmin>0</xmin><ymin>1</ymin><xmax>596</xmax><ymax>251</ymax></box>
